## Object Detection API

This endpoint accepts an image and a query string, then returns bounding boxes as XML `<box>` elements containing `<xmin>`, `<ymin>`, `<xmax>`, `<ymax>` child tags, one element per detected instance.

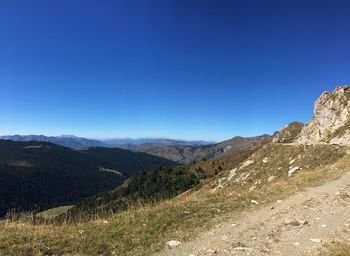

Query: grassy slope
<box><xmin>37</xmin><ymin>206</ymin><xmax>73</xmax><ymax>219</ymax></box>
<box><xmin>0</xmin><ymin>144</ymin><xmax>348</xmax><ymax>256</ymax></box>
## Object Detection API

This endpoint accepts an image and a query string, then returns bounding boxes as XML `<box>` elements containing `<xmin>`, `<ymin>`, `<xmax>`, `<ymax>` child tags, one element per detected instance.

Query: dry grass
<box><xmin>0</xmin><ymin>144</ymin><xmax>349</xmax><ymax>256</ymax></box>
<box><xmin>320</xmin><ymin>241</ymin><xmax>350</xmax><ymax>256</ymax></box>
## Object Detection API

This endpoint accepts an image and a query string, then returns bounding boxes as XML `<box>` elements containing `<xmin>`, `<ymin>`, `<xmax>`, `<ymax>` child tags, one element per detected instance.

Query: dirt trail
<box><xmin>158</xmin><ymin>171</ymin><xmax>350</xmax><ymax>256</ymax></box>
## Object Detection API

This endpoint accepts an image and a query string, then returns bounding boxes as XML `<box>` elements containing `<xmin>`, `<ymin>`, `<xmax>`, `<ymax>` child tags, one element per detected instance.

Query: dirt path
<box><xmin>158</xmin><ymin>171</ymin><xmax>350</xmax><ymax>256</ymax></box>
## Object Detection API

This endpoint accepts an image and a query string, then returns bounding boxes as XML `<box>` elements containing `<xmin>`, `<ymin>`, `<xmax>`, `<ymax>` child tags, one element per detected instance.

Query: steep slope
<box><xmin>120</xmin><ymin>135</ymin><xmax>272</xmax><ymax>164</ymax></box>
<box><xmin>0</xmin><ymin>140</ymin><xmax>176</xmax><ymax>217</ymax></box>
<box><xmin>295</xmin><ymin>85</ymin><xmax>350</xmax><ymax>145</ymax></box>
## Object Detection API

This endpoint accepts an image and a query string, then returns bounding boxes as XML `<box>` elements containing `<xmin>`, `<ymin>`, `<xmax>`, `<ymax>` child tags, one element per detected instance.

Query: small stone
<box><xmin>310</xmin><ymin>239</ymin><xmax>322</xmax><ymax>243</ymax></box>
<box><xmin>267</xmin><ymin>176</ymin><xmax>276</xmax><ymax>182</ymax></box>
<box><xmin>294</xmin><ymin>242</ymin><xmax>300</xmax><ymax>246</ymax></box>
<box><xmin>251</xmin><ymin>200</ymin><xmax>259</xmax><ymax>205</ymax></box>
<box><xmin>321</xmin><ymin>224</ymin><xmax>326</xmax><ymax>228</ymax></box>
<box><xmin>288</xmin><ymin>166</ymin><xmax>302</xmax><ymax>177</ymax></box>
<box><xmin>249</xmin><ymin>186</ymin><xmax>256</xmax><ymax>192</ymax></box>
<box><xmin>166</xmin><ymin>240</ymin><xmax>182</xmax><ymax>248</ymax></box>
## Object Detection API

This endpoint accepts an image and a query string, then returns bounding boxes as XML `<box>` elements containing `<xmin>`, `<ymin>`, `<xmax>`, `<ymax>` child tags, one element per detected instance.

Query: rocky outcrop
<box><xmin>295</xmin><ymin>86</ymin><xmax>350</xmax><ymax>145</ymax></box>
<box><xmin>273</xmin><ymin>122</ymin><xmax>304</xmax><ymax>143</ymax></box>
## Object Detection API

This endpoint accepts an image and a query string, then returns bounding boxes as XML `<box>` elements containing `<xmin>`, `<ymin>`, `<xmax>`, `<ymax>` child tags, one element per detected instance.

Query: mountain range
<box><xmin>0</xmin><ymin>135</ymin><xmax>214</xmax><ymax>150</ymax></box>
<box><xmin>120</xmin><ymin>135</ymin><xmax>272</xmax><ymax>164</ymax></box>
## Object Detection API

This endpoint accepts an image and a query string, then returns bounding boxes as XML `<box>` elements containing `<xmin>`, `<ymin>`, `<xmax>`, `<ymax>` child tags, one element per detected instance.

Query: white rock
<box><xmin>227</xmin><ymin>168</ymin><xmax>237</xmax><ymax>181</ymax></box>
<box><xmin>251</xmin><ymin>200</ymin><xmax>259</xmax><ymax>205</ymax></box>
<box><xmin>249</xmin><ymin>186</ymin><xmax>256</xmax><ymax>192</ymax></box>
<box><xmin>166</xmin><ymin>240</ymin><xmax>182</xmax><ymax>248</ymax></box>
<box><xmin>294</xmin><ymin>242</ymin><xmax>300</xmax><ymax>246</ymax></box>
<box><xmin>262</xmin><ymin>157</ymin><xmax>269</xmax><ymax>164</ymax></box>
<box><xmin>240</xmin><ymin>160</ymin><xmax>254</xmax><ymax>170</ymax></box>
<box><xmin>288</xmin><ymin>166</ymin><xmax>301</xmax><ymax>177</ymax></box>
<box><xmin>267</xmin><ymin>176</ymin><xmax>276</xmax><ymax>182</ymax></box>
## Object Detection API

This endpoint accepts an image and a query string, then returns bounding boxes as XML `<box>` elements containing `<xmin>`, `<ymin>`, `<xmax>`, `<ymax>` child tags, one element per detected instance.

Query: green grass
<box><xmin>0</xmin><ymin>144</ymin><xmax>349</xmax><ymax>256</ymax></box>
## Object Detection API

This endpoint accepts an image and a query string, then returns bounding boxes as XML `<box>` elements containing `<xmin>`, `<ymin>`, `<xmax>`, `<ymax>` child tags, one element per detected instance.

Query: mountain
<box><xmin>119</xmin><ymin>135</ymin><xmax>272</xmax><ymax>164</ymax></box>
<box><xmin>272</xmin><ymin>121</ymin><xmax>304</xmax><ymax>143</ymax></box>
<box><xmin>0</xmin><ymin>140</ymin><xmax>176</xmax><ymax>217</ymax></box>
<box><xmin>0</xmin><ymin>135</ymin><xmax>214</xmax><ymax>150</ymax></box>
<box><xmin>295</xmin><ymin>85</ymin><xmax>350</xmax><ymax>145</ymax></box>
<box><xmin>0</xmin><ymin>135</ymin><xmax>107</xmax><ymax>149</ymax></box>
<box><xmin>102</xmin><ymin>138</ymin><xmax>214</xmax><ymax>146</ymax></box>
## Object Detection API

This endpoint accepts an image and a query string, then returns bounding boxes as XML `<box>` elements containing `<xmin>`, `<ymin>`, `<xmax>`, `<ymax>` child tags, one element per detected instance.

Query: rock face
<box><xmin>295</xmin><ymin>86</ymin><xmax>350</xmax><ymax>145</ymax></box>
<box><xmin>273</xmin><ymin>122</ymin><xmax>304</xmax><ymax>143</ymax></box>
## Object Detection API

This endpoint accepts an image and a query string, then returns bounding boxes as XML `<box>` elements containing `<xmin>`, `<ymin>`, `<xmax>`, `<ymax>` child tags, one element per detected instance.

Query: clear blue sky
<box><xmin>0</xmin><ymin>0</ymin><xmax>349</xmax><ymax>141</ymax></box>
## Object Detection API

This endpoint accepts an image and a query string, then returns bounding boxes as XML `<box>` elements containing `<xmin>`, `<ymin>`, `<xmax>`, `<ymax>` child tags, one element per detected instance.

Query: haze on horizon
<box><xmin>1</xmin><ymin>0</ymin><xmax>349</xmax><ymax>141</ymax></box>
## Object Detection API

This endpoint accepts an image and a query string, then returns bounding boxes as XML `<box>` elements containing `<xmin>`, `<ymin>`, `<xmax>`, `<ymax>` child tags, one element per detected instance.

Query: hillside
<box><xmin>1</xmin><ymin>142</ymin><xmax>348</xmax><ymax>255</ymax></box>
<box><xmin>63</xmin><ymin>143</ymin><xmax>263</xmax><ymax>220</ymax></box>
<box><xmin>0</xmin><ymin>140</ymin><xmax>176</xmax><ymax>217</ymax></box>
<box><xmin>120</xmin><ymin>135</ymin><xmax>271</xmax><ymax>164</ymax></box>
